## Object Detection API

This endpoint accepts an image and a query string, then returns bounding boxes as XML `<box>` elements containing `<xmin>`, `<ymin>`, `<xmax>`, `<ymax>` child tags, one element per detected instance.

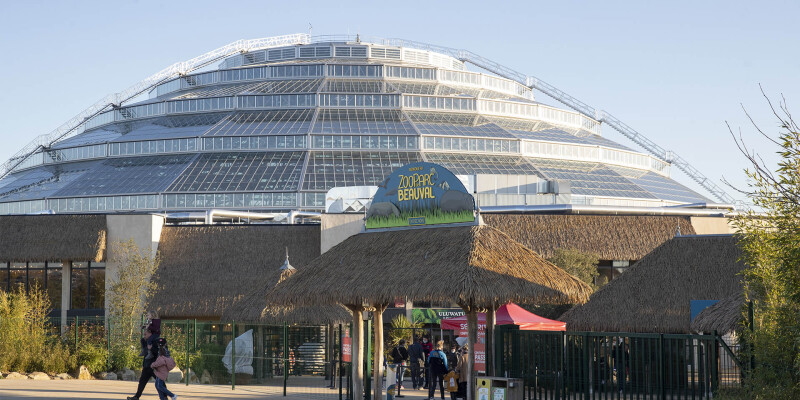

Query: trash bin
<box><xmin>386</xmin><ymin>364</ymin><xmax>397</xmax><ymax>400</ymax></box>
<box><xmin>476</xmin><ymin>377</ymin><xmax>491</xmax><ymax>400</ymax></box>
<box><xmin>488</xmin><ymin>377</ymin><xmax>522</xmax><ymax>400</ymax></box>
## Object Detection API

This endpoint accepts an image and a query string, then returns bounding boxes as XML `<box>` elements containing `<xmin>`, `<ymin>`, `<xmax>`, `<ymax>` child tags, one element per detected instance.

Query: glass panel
<box><xmin>425</xmin><ymin>153</ymin><xmax>544</xmax><ymax>176</ymax></box>
<box><xmin>47</xmin><ymin>262</ymin><xmax>63</xmax><ymax>310</ymax></box>
<box><xmin>89</xmin><ymin>263</ymin><xmax>105</xmax><ymax>309</ymax></box>
<box><xmin>204</xmin><ymin>109</ymin><xmax>314</xmax><ymax>136</ymax></box>
<box><xmin>71</xmin><ymin>262</ymin><xmax>88</xmax><ymax>310</ymax></box>
<box><xmin>0</xmin><ymin>264</ymin><xmax>8</xmax><ymax>292</ymax></box>
<box><xmin>530</xmin><ymin>159</ymin><xmax>655</xmax><ymax>198</ymax></box>
<box><xmin>167</xmin><ymin>152</ymin><xmax>305</xmax><ymax>192</ymax></box>
<box><xmin>53</xmin><ymin>155</ymin><xmax>195</xmax><ymax>197</ymax></box>
<box><xmin>312</xmin><ymin>109</ymin><xmax>415</xmax><ymax>135</ymax></box>
<box><xmin>10</xmin><ymin>262</ymin><xmax>25</xmax><ymax>290</ymax></box>
<box><xmin>302</xmin><ymin>151</ymin><xmax>421</xmax><ymax>191</ymax></box>
<box><xmin>28</xmin><ymin>262</ymin><xmax>45</xmax><ymax>294</ymax></box>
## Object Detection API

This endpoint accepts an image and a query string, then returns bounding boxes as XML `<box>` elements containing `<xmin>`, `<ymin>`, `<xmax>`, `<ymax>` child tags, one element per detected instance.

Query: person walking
<box><xmin>455</xmin><ymin>344</ymin><xmax>469</xmax><ymax>400</ymax></box>
<box><xmin>127</xmin><ymin>319</ymin><xmax>161</xmax><ymax>400</ymax></box>
<box><xmin>408</xmin><ymin>336</ymin><xmax>425</xmax><ymax>390</ymax></box>
<box><xmin>391</xmin><ymin>339</ymin><xmax>410</xmax><ymax>389</ymax></box>
<box><xmin>446</xmin><ymin>345</ymin><xmax>460</xmax><ymax>400</ymax></box>
<box><xmin>421</xmin><ymin>335</ymin><xmax>433</xmax><ymax>389</ymax></box>
<box><xmin>427</xmin><ymin>340</ymin><xmax>449</xmax><ymax>400</ymax></box>
<box><xmin>150</xmin><ymin>338</ymin><xmax>178</xmax><ymax>400</ymax></box>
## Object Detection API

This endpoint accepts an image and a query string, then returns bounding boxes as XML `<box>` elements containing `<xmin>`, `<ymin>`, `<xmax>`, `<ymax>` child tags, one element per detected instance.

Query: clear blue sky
<box><xmin>1</xmin><ymin>0</ymin><xmax>797</xmax><ymax>203</ymax></box>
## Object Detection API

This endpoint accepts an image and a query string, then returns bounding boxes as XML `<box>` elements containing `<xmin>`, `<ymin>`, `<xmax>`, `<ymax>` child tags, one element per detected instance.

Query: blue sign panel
<box><xmin>366</xmin><ymin>162</ymin><xmax>476</xmax><ymax>229</ymax></box>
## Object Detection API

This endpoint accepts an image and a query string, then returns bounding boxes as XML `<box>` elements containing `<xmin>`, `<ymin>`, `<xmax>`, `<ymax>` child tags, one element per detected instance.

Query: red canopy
<box><xmin>441</xmin><ymin>303</ymin><xmax>566</xmax><ymax>332</ymax></box>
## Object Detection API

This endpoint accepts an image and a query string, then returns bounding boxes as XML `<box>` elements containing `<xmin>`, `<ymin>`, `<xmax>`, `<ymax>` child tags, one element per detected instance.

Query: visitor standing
<box><xmin>391</xmin><ymin>339</ymin><xmax>410</xmax><ymax>389</ymax></box>
<box><xmin>421</xmin><ymin>335</ymin><xmax>433</xmax><ymax>389</ymax></box>
<box><xmin>455</xmin><ymin>344</ymin><xmax>469</xmax><ymax>400</ymax></box>
<box><xmin>408</xmin><ymin>336</ymin><xmax>425</xmax><ymax>390</ymax></box>
<box><xmin>427</xmin><ymin>340</ymin><xmax>449</xmax><ymax>400</ymax></box>
<box><xmin>127</xmin><ymin>318</ymin><xmax>161</xmax><ymax>400</ymax></box>
<box><xmin>150</xmin><ymin>338</ymin><xmax>178</xmax><ymax>400</ymax></box>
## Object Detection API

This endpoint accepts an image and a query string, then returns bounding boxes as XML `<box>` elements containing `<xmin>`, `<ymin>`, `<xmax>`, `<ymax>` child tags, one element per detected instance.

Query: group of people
<box><xmin>391</xmin><ymin>336</ymin><xmax>469</xmax><ymax>400</ymax></box>
<box><xmin>127</xmin><ymin>315</ymin><xmax>178</xmax><ymax>400</ymax></box>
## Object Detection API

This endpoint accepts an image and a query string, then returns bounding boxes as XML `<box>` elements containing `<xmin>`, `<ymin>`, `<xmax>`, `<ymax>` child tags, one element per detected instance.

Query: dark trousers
<box><xmin>155</xmin><ymin>377</ymin><xmax>174</xmax><ymax>400</ymax></box>
<box><xmin>134</xmin><ymin>367</ymin><xmax>154</xmax><ymax>398</ymax></box>
<box><xmin>424</xmin><ymin>362</ymin><xmax>430</xmax><ymax>387</ymax></box>
<box><xmin>428</xmin><ymin>372</ymin><xmax>445</xmax><ymax>399</ymax></box>
<box><xmin>410</xmin><ymin>361</ymin><xmax>422</xmax><ymax>388</ymax></box>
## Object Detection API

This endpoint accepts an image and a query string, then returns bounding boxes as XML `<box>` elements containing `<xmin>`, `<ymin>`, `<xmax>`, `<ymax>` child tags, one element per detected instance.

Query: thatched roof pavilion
<box><xmin>149</xmin><ymin>224</ymin><xmax>320</xmax><ymax>319</ymax></box>
<box><xmin>268</xmin><ymin>223</ymin><xmax>591</xmax><ymax>400</ymax></box>
<box><xmin>484</xmin><ymin>214</ymin><xmax>696</xmax><ymax>260</ymax></box>
<box><xmin>269</xmin><ymin>224</ymin><xmax>592</xmax><ymax>307</ymax></box>
<box><xmin>690</xmin><ymin>293</ymin><xmax>746</xmax><ymax>334</ymax></box>
<box><xmin>0</xmin><ymin>215</ymin><xmax>107</xmax><ymax>262</ymax></box>
<box><xmin>560</xmin><ymin>235</ymin><xmax>746</xmax><ymax>333</ymax></box>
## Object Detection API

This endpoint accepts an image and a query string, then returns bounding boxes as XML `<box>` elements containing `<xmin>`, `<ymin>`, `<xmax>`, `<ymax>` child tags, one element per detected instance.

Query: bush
<box><xmin>110</xmin><ymin>344</ymin><xmax>141</xmax><ymax>371</ymax></box>
<box><xmin>0</xmin><ymin>285</ymin><xmax>75</xmax><ymax>373</ymax></box>
<box><xmin>75</xmin><ymin>342</ymin><xmax>108</xmax><ymax>374</ymax></box>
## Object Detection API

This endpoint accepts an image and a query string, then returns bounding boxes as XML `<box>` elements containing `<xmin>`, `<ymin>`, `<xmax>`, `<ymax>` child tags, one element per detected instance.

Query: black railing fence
<box><xmin>497</xmin><ymin>328</ymin><xmax>743</xmax><ymax>400</ymax></box>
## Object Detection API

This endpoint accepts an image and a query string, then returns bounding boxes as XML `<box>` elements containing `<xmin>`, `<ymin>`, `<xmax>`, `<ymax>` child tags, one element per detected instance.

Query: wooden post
<box><xmin>373</xmin><ymin>304</ymin><xmax>388</xmax><ymax>400</ymax></box>
<box><xmin>486</xmin><ymin>305</ymin><xmax>496</xmax><ymax>376</ymax></box>
<box><xmin>461</xmin><ymin>304</ymin><xmax>478</xmax><ymax>400</ymax></box>
<box><xmin>347</xmin><ymin>305</ymin><xmax>365</xmax><ymax>400</ymax></box>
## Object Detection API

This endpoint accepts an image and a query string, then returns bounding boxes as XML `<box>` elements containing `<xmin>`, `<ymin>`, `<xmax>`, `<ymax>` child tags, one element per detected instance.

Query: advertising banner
<box><xmin>474</xmin><ymin>342</ymin><xmax>486</xmax><ymax>373</ymax></box>
<box><xmin>342</xmin><ymin>336</ymin><xmax>352</xmax><ymax>363</ymax></box>
<box><xmin>412</xmin><ymin>308</ymin><xmax>465</xmax><ymax>324</ymax></box>
<box><xmin>366</xmin><ymin>162</ymin><xmax>475</xmax><ymax>229</ymax></box>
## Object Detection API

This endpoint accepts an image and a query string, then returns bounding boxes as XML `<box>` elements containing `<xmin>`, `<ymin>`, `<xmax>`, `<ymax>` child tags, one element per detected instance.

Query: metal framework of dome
<box><xmin>0</xmin><ymin>34</ymin><xmax>724</xmax><ymax>216</ymax></box>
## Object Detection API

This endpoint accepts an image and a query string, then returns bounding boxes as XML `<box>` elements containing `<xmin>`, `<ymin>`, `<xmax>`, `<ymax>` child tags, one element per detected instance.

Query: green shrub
<box><xmin>75</xmin><ymin>342</ymin><xmax>108</xmax><ymax>374</ymax></box>
<box><xmin>0</xmin><ymin>285</ymin><xmax>73</xmax><ymax>373</ymax></box>
<box><xmin>110</xmin><ymin>344</ymin><xmax>141</xmax><ymax>371</ymax></box>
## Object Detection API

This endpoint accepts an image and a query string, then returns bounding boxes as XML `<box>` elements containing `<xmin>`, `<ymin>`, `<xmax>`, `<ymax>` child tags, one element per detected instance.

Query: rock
<box><xmin>29</xmin><ymin>372</ymin><xmax>50</xmax><ymax>380</ymax></box>
<box><xmin>439</xmin><ymin>190</ymin><xmax>474</xmax><ymax>213</ymax></box>
<box><xmin>121</xmin><ymin>368</ymin><xmax>136</xmax><ymax>381</ymax></box>
<box><xmin>5</xmin><ymin>372</ymin><xmax>29</xmax><ymax>380</ymax></box>
<box><xmin>366</xmin><ymin>202</ymin><xmax>400</xmax><ymax>218</ymax></box>
<box><xmin>166</xmin><ymin>366</ymin><xmax>183</xmax><ymax>383</ymax></box>
<box><xmin>200</xmin><ymin>370</ymin><xmax>212</xmax><ymax>384</ymax></box>
<box><xmin>78</xmin><ymin>365</ymin><xmax>92</xmax><ymax>380</ymax></box>
<box><xmin>102</xmin><ymin>372</ymin><xmax>117</xmax><ymax>380</ymax></box>
<box><xmin>185</xmin><ymin>369</ymin><xmax>197</xmax><ymax>384</ymax></box>
<box><xmin>54</xmin><ymin>373</ymin><xmax>72</xmax><ymax>380</ymax></box>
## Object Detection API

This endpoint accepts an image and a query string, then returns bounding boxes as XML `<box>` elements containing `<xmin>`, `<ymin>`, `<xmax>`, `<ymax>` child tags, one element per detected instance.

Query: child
<box><xmin>150</xmin><ymin>337</ymin><xmax>178</xmax><ymax>400</ymax></box>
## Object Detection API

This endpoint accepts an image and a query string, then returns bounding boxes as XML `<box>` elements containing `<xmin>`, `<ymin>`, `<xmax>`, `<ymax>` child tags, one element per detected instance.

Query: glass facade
<box><xmin>0</xmin><ymin>44</ymin><xmax>712</xmax><ymax>213</ymax></box>
<box><xmin>0</xmin><ymin>261</ymin><xmax>64</xmax><ymax>310</ymax></box>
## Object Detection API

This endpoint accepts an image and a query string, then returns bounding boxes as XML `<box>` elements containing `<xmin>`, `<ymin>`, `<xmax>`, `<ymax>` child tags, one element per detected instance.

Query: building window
<box><xmin>0</xmin><ymin>262</ymin><xmax>63</xmax><ymax>310</ymax></box>
<box><xmin>70</xmin><ymin>261</ymin><xmax>105</xmax><ymax>310</ymax></box>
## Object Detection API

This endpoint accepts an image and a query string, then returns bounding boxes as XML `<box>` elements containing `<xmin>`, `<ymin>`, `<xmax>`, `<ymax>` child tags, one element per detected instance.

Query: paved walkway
<box><xmin>0</xmin><ymin>379</ymin><xmax>435</xmax><ymax>400</ymax></box>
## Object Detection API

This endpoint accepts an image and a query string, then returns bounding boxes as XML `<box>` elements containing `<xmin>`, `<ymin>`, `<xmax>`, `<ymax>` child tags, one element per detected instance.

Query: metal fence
<box><xmin>54</xmin><ymin>316</ymin><xmax>352</xmax><ymax>400</ymax></box>
<box><xmin>497</xmin><ymin>328</ymin><xmax>744</xmax><ymax>400</ymax></box>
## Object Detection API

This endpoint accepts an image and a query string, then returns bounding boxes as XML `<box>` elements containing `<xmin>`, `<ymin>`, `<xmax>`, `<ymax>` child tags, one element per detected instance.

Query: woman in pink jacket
<box><xmin>150</xmin><ymin>338</ymin><xmax>178</xmax><ymax>400</ymax></box>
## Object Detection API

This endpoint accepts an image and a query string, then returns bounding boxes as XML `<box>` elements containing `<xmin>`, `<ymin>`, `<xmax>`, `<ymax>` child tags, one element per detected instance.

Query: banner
<box><xmin>412</xmin><ymin>308</ymin><xmax>465</xmax><ymax>324</ymax></box>
<box><xmin>366</xmin><ymin>162</ymin><xmax>475</xmax><ymax>229</ymax></box>
<box><xmin>474</xmin><ymin>342</ymin><xmax>486</xmax><ymax>373</ymax></box>
<box><xmin>342</xmin><ymin>337</ymin><xmax>352</xmax><ymax>363</ymax></box>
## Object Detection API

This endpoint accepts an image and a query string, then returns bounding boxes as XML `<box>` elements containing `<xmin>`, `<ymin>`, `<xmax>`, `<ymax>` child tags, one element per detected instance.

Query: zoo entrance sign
<box><xmin>366</xmin><ymin>162</ymin><xmax>476</xmax><ymax>229</ymax></box>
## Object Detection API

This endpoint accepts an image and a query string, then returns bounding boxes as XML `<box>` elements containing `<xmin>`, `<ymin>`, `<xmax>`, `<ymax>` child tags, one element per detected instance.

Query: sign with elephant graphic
<box><xmin>366</xmin><ymin>162</ymin><xmax>476</xmax><ymax>229</ymax></box>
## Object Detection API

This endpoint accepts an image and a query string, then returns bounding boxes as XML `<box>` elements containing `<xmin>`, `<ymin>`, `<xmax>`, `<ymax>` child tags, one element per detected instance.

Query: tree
<box><xmin>547</xmin><ymin>248</ymin><xmax>605</xmax><ymax>290</ymax></box>
<box><xmin>730</xmin><ymin>90</ymin><xmax>800</xmax><ymax>398</ymax></box>
<box><xmin>107</xmin><ymin>239</ymin><xmax>160</xmax><ymax>343</ymax></box>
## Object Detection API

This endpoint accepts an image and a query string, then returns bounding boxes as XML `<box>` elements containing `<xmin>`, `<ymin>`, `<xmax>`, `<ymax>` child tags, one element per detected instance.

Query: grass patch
<box><xmin>366</xmin><ymin>209</ymin><xmax>475</xmax><ymax>229</ymax></box>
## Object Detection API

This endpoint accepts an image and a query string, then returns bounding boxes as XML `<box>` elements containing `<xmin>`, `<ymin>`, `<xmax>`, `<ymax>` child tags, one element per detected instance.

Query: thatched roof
<box><xmin>221</xmin><ymin>263</ymin><xmax>350</xmax><ymax>324</ymax></box>
<box><xmin>691</xmin><ymin>293</ymin><xmax>746</xmax><ymax>334</ymax></box>
<box><xmin>269</xmin><ymin>225</ymin><xmax>592</xmax><ymax>308</ymax></box>
<box><xmin>560</xmin><ymin>235</ymin><xmax>746</xmax><ymax>333</ymax></box>
<box><xmin>484</xmin><ymin>214</ymin><xmax>696</xmax><ymax>260</ymax></box>
<box><xmin>150</xmin><ymin>224</ymin><xmax>320</xmax><ymax>319</ymax></box>
<box><xmin>0</xmin><ymin>215</ymin><xmax>106</xmax><ymax>262</ymax></box>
